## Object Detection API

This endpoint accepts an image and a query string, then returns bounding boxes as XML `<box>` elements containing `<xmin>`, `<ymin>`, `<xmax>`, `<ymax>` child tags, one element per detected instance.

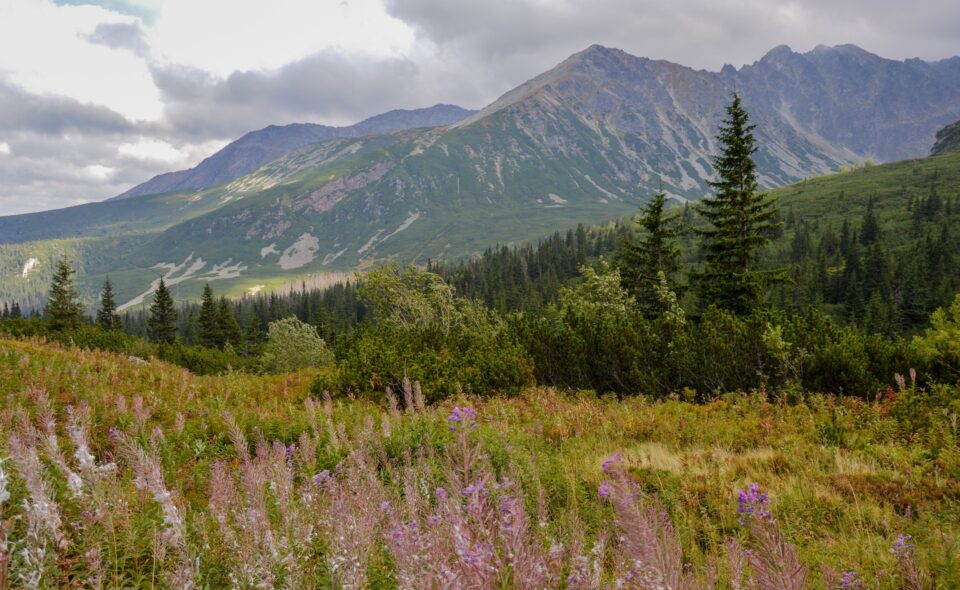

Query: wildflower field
<box><xmin>0</xmin><ymin>337</ymin><xmax>957</xmax><ymax>588</ymax></box>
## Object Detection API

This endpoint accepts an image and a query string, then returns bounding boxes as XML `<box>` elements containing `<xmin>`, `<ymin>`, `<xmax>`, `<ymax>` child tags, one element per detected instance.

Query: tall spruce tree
<box><xmin>46</xmin><ymin>259</ymin><xmax>85</xmax><ymax>331</ymax></box>
<box><xmin>697</xmin><ymin>93</ymin><xmax>782</xmax><ymax>314</ymax></box>
<box><xmin>618</xmin><ymin>187</ymin><xmax>682</xmax><ymax>316</ymax></box>
<box><xmin>147</xmin><ymin>278</ymin><xmax>178</xmax><ymax>344</ymax></box>
<box><xmin>198</xmin><ymin>283</ymin><xmax>221</xmax><ymax>348</ymax></box>
<box><xmin>217</xmin><ymin>296</ymin><xmax>243</xmax><ymax>349</ymax></box>
<box><xmin>95</xmin><ymin>276</ymin><xmax>122</xmax><ymax>331</ymax></box>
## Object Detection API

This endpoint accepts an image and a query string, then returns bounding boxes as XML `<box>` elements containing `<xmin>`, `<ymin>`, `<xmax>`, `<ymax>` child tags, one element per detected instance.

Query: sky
<box><xmin>0</xmin><ymin>0</ymin><xmax>958</xmax><ymax>215</ymax></box>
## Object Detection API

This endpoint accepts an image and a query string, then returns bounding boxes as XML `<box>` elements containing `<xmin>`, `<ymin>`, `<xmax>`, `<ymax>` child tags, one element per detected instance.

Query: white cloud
<box><xmin>0</xmin><ymin>0</ymin><xmax>163</xmax><ymax>121</ymax></box>
<box><xmin>148</xmin><ymin>0</ymin><xmax>416</xmax><ymax>77</ymax></box>
<box><xmin>84</xmin><ymin>163</ymin><xmax>116</xmax><ymax>180</ymax></box>
<box><xmin>118</xmin><ymin>138</ymin><xmax>185</xmax><ymax>162</ymax></box>
<box><xmin>0</xmin><ymin>142</ymin><xmax>10</xmax><ymax>155</ymax></box>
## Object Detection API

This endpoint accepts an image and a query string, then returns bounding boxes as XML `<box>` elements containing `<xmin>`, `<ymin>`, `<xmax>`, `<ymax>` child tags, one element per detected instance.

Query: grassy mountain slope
<box><xmin>932</xmin><ymin>119</ymin><xmax>960</xmax><ymax>155</ymax></box>
<box><xmin>114</xmin><ymin>104</ymin><xmax>476</xmax><ymax>199</ymax></box>
<box><xmin>0</xmin><ymin>337</ymin><xmax>957</xmax><ymax>584</ymax></box>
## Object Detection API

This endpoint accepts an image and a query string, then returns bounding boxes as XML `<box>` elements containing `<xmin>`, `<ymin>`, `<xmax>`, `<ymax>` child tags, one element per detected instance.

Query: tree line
<box><xmin>2</xmin><ymin>94</ymin><xmax>958</xmax><ymax>397</ymax></box>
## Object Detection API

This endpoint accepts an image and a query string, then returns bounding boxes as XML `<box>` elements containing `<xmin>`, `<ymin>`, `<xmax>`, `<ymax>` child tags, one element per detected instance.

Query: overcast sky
<box><xmin>0</xmin><ymin>0</ymin><xmax>958</xmax><ymax>215</ymax></box>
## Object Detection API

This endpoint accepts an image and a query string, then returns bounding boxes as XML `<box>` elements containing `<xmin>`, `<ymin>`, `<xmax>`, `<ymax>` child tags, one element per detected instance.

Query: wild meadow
<box><xmin>0</xmin><ymin>336</ymin><xmax>957</xmax><ymax>589</ymax></box>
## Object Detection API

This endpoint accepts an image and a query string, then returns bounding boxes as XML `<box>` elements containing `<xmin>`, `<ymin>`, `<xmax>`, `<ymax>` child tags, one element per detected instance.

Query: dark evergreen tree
<box><xmin>10</xmin><ymin>302</ymin><xmax>22</xmax><ymax>319</ymax></box>
<box><xmin>217</xmin><ymin>296</ymin><xmax>243</xmax><ymax>349</ymax></box>
<box><xmin>147</xmin><ymin>278</ymin><xmax>178</xmax><ymax>344</ymax></box>
<box><xmin>198</xmin><ymin>283</ymin><xmax>221</xmax><ymax>348</ymax></box>
<box><xmin>95</xmin><ymin>276</ymin><xmax>122</xmax><ymax>331</ymax></box>
<box><xmin>618</xmin><ymin>188</ymin><xmax>682</xmax><ymax>316</ymax></box>
<box><xmin>45</xmin><ymin>259</ymin><xmax>85</xmax><ymax>332</ymax></box>
<box><xmin>697</xmin><ymin>93</ymin><xmax>782</xmax><ymax>314</ymax></box>
<box><xmin>860</xmin><ymin>196</ymin><xmax>879</xmax><ymax>246</ymax></box>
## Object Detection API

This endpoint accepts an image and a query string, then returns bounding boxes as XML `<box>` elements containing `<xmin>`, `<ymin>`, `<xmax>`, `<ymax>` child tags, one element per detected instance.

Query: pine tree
<box><xmin>10</xmin><ymin>302</ymin><xmax>22</xmax><ymax>319</ymax></box>
<box><xmin>198</xmin><ymin>283</ymin><xmax>221</xmax><ymax>348</ymax></box>
<box><xmin>618</xmin><ymin>187</ymin><xmax>682</xmax><ymax>316</ymax></box>
<box><xmin>860</xmin><ymin>196</ymin><xmax>880</xmax><ymax>246</ymax></box>
<box><xmin>147</xmin><ymin>278</ymin><xmax>178</xmax><ymax>344</ymax></box>
<box><xmin>46</xmin><ymin>258</ymin><xmax>85</xmax><ymax>331</ymax></box>
<box><xmin>95</xmin><ymin>276</ymin><xmax>122</xmax><ymax>331</ymax></box>
<box><xmin>217</xmin><ymin>296</ymin><xmax>243</xmax><ymax>349</ymax></box>
<box><xmin>697</xmin><ymin>93</ymin><xmax>783</xmax><ymax>314</ymax></box>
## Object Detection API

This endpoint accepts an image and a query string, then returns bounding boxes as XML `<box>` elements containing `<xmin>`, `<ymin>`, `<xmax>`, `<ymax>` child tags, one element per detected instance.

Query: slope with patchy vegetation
<box><xmin>0</xmin><ymin>337</ymin><xmax>957</xmax><ymax>587</ymax></box>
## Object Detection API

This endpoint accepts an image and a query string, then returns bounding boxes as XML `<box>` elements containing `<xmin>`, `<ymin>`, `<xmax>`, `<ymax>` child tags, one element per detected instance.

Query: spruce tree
<box><xmin>217</xmin><ymin>296</ymin><xmax>243</xmax><ymax>349</ymax></box>
<box><xmin>10</xmin><ymin>302</ymin><xmax>22</xmax><ymax>319</ymax></box>
<box><xmin>697</xmin><ymin>93</ymin><xmax>782</xmax><ymax>314</ymax></box>
<box><xmin>46</xmin><ymin>258</ymin><xmax>85</xmax><ymax>331</ymax></box>
<box><xmin>147</xmin><ymin>278</ymin><xmax>178</xmax><ymax>344</ymax></box>
<box><xmin>860</xmin><ymin>196</ymin><xmax>879</xmax><ymax>246</ymax></box>
<box><xmin>198</xmin><ymin>283</ymin><xmax>221</xmax><ymax>348</ymax></box>
<box><xmin>96</xmin><ymin>276</ymin><xmax>122</xmax><ymax>331</ymax></box>
<box><xmin>618</xmin><ymin>187</ymin><xmax>682</xmax><ymax>316</ymax></box>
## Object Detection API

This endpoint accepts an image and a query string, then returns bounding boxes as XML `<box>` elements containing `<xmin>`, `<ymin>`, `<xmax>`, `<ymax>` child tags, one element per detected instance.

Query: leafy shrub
<box><xmin>336</xmin><ymin>265</ymin><xmax>534</xmax><ymax>399</ymax></box>
<box><xmin>261</xmin><ymin>317</ymin><xmax>335</xmax><ymax>374</ymax></box>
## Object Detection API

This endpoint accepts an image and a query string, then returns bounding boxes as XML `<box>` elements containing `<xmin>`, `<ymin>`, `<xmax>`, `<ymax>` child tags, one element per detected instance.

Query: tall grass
<box><xmin>0</xmin><ymin>336</ymin><xmax>956</xmax><ymax>588</ymax></box>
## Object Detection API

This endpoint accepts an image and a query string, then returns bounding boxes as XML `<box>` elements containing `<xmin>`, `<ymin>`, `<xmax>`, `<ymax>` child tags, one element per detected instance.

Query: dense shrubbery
<box><xmin>511</xmin><ymin>263</ymin><xmax>922</xmax><ymax>399</ymax></box>
<box><xmin>335</xmin><ymin>264</ymin><xmax>534</xmax><ymax>400</ymax></box>
<box><xmin>0</xmin><ymin>316</ymin><xmax>256</xmax><ymax>375</ymax></box>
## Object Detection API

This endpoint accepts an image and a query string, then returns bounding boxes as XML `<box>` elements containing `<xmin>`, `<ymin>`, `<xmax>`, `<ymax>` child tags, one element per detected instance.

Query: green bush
<box><xmin>336</xmin><ymin>265</ymin><xmax>534</xmax><ymax>399</ymax></box>
<box><xmin>260</xmin><ymin>317</ymin><xmax>335</xmax><ymax>374</ymax></box>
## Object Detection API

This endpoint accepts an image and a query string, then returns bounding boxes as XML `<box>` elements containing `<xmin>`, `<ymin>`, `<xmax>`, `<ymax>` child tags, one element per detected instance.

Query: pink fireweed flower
<box><xmin>312</xmin><ymin>470</ymin><xmax>331</xmax><ymax>488</ymax></box>
<box><xmin>462</xmin><ymin>481</ymin><xmax>486</xmax><ymax>497</ymax></box>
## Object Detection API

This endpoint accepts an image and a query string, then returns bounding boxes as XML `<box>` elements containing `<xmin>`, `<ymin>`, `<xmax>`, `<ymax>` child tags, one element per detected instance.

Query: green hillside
<box><xmin>932</xmin><ymin>119</ymin><xmax>960</xmax><ymax>155</ymax></box>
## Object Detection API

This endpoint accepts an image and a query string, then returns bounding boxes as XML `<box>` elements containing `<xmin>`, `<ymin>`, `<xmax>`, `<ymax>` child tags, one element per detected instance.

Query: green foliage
<box><xmin>339</xmin><ymin>265</ymin><xmax>534</xmax><ymax>399</ymax></box>
<box><xmin>618</xmin><ymin>189</ymin><xmax>683</xmax><ymax>317</ymax></box>
<box><xmin>260</xmin><ymin>316</ymin><xmax>335</xmax><ymax>373</ymax></box>
<box><xmin>147</xmin><ymin>278</ymin><xmax>178</xmax><ymax>344</ymax></box>
<box><xmin>697</xmin><ymin>94</ymin><xmax>783</xmax><ymax>314</ymax></box>
<box><xmin>913</xmin><ymin>293</ymin><xmax>960</xmax><ymax>378</ymax></box>
<box><xmin>198</xmin><ymin>282</ymin><xmax>219</xmax><ymax>348</ymax></box>
<box><xmin>45</xmin><ymin>258</ymin><xmax>85</xmax><ymax>332</ymax></box>
<box><xmin>95</xmin><ymin>276</ymin><xmax>122</xmax><ymax>331</ymax></box>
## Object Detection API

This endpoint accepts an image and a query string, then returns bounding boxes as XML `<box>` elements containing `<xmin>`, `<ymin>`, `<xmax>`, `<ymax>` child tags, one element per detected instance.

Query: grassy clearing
<box><xmin>0</xmin><ymin>337</ymin><xmax>957</xmax><ymax>587</ymax></box>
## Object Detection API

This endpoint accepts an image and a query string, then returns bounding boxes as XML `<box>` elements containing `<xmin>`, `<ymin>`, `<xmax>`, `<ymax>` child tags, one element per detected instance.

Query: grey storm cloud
<box><xmin>0</xmin><ymin>79</ymin><xmax>133</xmax><ymax>136</ymax></box>
<box><xmin>2</xmin><ymin>0</ymin><xmax>960</xmax><ymax>215</ymax></box>
<box><xmin>85</xmin><ymin>21</ymin><xmax>151</xmax><ymax>57</ymax></box>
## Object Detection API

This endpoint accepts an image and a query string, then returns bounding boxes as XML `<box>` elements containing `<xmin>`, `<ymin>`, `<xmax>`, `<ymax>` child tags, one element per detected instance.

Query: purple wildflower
<box><xmin>435</xmin><ymin>487</ymin><xmax>448</xmax><ymax>500</ymax></box>
<box><xmin>380</xmin><ymin>500</ymin><xmax>391</xmax><ymax>512</ymax></box>
<box><xmin>736</xmin><ymin>482</ymin><xmax>772</xmax><ymax>525</ymax></box>
<box><xmin>837</xmin><ymin>570</ymin><xmax>862</xmax><ymax>589</ymax></box>
<box><xmin>312</xmin><ymin>469</ymin><xmax>331</xmax><ymax>488</ymax></box>
<box><xmin>462</xmin><ymin>481</ymin><xmax>486</xmax><ymax>497</ymax></box>
<box><xmin>598</xmin><ymin>480</ymin><xmax>611</xmax><ymax>498</ymax></box>
<box><xmin>601</xmin><ymin>453</ymin><xmax>621</xmax><ymax>473</ymax></box>
<box><xmin>447</xmin><ymin>406</ymin><xmax>478</xmax><ymax>431</ymax></box>
<box><xmin>892</xmin><ymin>533</ymin><xmax>913</xmax><ymax>558</ymax></box>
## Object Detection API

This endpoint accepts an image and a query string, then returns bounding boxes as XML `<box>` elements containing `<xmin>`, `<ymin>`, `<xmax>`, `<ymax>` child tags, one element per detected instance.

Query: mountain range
<box><xmin>2</xmin><ymin>43</ymin><xmax>960</xmax><ymax>309</ymax></box>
